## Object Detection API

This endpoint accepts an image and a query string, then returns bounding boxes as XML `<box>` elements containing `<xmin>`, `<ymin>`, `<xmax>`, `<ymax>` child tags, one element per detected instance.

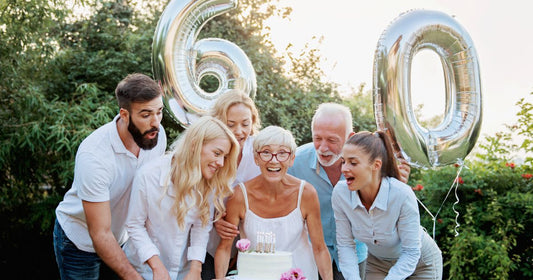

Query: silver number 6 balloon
<box><xmin>153</xmin><ymin>0</ymin><xmax>257</xmax><ymax>126</ymax></box>
<box><xmin>373</xmin><ymin>10</ymin><xmax>482</xmax><ymax>168</ymax></box>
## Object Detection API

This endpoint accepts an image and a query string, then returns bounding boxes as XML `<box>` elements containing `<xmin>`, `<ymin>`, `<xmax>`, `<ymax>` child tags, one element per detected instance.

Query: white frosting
<box><xmin>237</xmin><ymin>251</ymin><xmax>293</xmax><ymax>280</ymax></box>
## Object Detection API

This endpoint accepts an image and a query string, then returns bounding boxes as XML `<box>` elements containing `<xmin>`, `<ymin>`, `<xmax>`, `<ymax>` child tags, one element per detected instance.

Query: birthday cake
<box><xmin>237</xmin><ymin>250</ymin><xmax>293</xmax><ymax>280</ymax></box>
<box><xmin>235</xmin><ymin>232</ymin><xmax>293</xmax><ymax>280</ymax></box>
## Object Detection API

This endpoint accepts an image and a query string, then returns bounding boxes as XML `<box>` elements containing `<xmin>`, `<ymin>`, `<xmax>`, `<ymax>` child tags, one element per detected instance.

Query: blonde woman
<box><xmin>124</xmin><ymin>116</ymin><xmax>239</xmax><ymax>280</ymax></box>
<box><xmin>209</xmin><ymin>89</ymin><xmax>261</xmax><ymax>185</ymax></box>
<box><xmin>203</xmin><ymin>90</ymin><xmax>262</xmax><ymax>279</ymax></box>
<box><xmin>214</xmin><ymin>126</ymin><xmax>333</xmax><ymax>280</ymax></box>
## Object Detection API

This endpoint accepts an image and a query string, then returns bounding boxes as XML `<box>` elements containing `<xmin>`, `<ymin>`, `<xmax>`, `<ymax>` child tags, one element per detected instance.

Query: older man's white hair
<box><xmin>311</xmin><ymin>103</ymin><xmax>353</xmax><ymax>139</ymax></box>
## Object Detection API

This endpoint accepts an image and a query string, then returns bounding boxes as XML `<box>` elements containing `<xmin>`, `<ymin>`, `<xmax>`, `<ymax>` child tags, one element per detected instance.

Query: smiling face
<box><xmin>254</xmin><ymin>144</ymin><xmax>294</xmax><ymax>182</ymax></box>
<box><xmin>341</xmin><ymin>144</ymin><xmax>381</xmax><ymax>191</ymax></box>
<box><xmin>226</xmin><ymin>103</ymin><xmax>253</xmax><ymax>149</ymax></box>
<box><xmin>312</xmin><ymin>114</ymin><xmax>347</xmax><ymax>167</ymax></box>
<box><xmin>200</xmin><ymin>137</ymin><xmax>232</xmax><ymax>180</ymax></box>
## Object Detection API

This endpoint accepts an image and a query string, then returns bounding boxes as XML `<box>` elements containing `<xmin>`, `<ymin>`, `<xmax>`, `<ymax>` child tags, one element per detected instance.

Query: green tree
<box><xmin>410</xmin><ymin>92</ymin><xmax>533</xmax><ymax>279</ymax></box>
<box><xmin>515</xmin><ymin>93</ymin><xmax>533</xmax><ymax>165</ymax></box>
<box><xmin>0</xmin><ymin>0</ymin><xmax>162</xmax><ymax>276</ymax></box>
<box><xmin>342</xmin><ymin>84</ymin><xmax>377</xmax><ymax>132</ymax></box>
<box><xmin>0</xmin><ymin>0</ymin><xmax>345</xmax><ymax>276</ymax></box>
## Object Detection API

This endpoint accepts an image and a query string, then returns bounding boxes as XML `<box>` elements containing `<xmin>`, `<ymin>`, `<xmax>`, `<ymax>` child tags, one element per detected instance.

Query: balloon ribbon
<box><xmin>416</xmin><ymin>160</ymin><xmax>466</xmax><ymax>239</ymax></box>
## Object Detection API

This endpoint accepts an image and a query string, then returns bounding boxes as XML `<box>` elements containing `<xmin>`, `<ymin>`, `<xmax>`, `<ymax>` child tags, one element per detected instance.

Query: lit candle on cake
<box><xmin>266</xmin><ymin>232</ymin><xmax>271</xmax><ymax>253</ymax></box>
<box><xmin>256</xmin><ymin>231</ymin><xmax>263</xmax><ymax>253</ymax></box>
<box><xmin>272</xmin><ymin>233</ymin><xmax>276</xmax><ymax>253</ymax></box>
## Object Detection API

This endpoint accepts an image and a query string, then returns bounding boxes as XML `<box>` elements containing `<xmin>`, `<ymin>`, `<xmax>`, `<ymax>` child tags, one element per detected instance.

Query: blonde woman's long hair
<box><xmin>209</xmin><ymin>89</ymin><xmax>261</xmax><ymax>135</ymax></box>
<box><xmin>168</xmin><ymin>116</ymin><xmax>239</xmax><ymax>229</ymax></box>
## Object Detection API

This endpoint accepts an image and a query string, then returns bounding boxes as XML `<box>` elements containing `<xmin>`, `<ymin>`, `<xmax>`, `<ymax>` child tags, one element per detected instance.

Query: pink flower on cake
<box><xmin>290</xmin><ymin>268</ymin><xmax>306</xmax><ymax>280</ymax></box>
<box><xmin>236</xmin><ymin>238</ymin><xmax>251</xmax><ymax>252</ymax></box>
<box><xmin>280</xmin><ymin>272</ymin><xmax>292</xmax><ymax>280</ymax></box>
<box><xmin>280</xmin><ymin>268</ymin><xmax>306</xmax><ymax>280</ymax></box>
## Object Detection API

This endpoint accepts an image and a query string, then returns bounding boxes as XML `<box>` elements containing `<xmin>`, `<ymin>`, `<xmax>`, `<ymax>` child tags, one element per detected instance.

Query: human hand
<box><xmin>147</xmin><ymin>255</ymin><xmax>171</xmax><ymax>280</ymax></box>
<box><xmin>151</xmin><ymin>265</ymin><xmax>171</xmax><ymax>280</ymax></box>
<box><xmin>183</xmin><ymin>270</ymin><xmax>201</xmax><ymax>280</ymax></box>
<box><xmin>183</xmin><ymin>261</ymin><xmax>202</xmax><ymax>280</ymax></box>
<box><xmin>215</xmin><ymin>212</ymin><xmax>239</xmax><ymax>239</ymax></box>
<box><xmin>397</xmin><ymin>158</ymin><xmax>411</xmax><ymax>184</ymax></box>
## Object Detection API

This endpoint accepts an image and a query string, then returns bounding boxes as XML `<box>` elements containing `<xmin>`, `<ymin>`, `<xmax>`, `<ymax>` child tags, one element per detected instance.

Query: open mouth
<box><xmin>267</xmin><ymin>167</ymin><xmax>281</xmax><ymax>172</ymax></box>
<box><xmin>346</xmin><ymin>177</ymin><xmax>355</xmax><ymax>186</ymax></box>
<box><xmin>144</xmin><ymin>130</ymin><xmax>159</xmax><ymax>139</ymax></box>
<box><xmin>319</xmin><ymin>154</ymin><xmax>331</xmax><ymax>161</ymax></box>
<box><xmin>234</xmin><ymin>135</ymin><xmax>245</xmax><ymax>144</ymax></box>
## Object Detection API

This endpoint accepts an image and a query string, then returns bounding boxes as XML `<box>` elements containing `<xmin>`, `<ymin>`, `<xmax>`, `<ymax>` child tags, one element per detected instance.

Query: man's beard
<box><xmin>316</xmin><ymin>150</ymin><xmax>342</xmax><ymax>167</ymax></box>
<box><xmin>128</xmin><ymin>116</ymin><xmax>159</xmax><ymax>150</ymax></box>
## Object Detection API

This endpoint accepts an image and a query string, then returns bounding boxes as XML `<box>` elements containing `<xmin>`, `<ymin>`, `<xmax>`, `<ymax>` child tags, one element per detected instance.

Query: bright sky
<box><xmin>265</xmin><ymin>0</ymin><xmax>533</xmax><ymax>141</ymax></box>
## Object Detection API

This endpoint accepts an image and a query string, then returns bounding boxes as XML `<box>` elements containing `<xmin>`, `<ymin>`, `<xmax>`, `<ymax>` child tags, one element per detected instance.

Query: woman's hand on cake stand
<box><xmin>214</xmin><ymin>212</ymin><xmax>240</xmax><ymax>239</ymax></box>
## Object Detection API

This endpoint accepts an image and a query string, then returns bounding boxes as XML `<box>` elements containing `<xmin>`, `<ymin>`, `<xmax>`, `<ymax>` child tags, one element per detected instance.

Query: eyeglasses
<box><xmin>256</xmin><ymin>150</ymin><xmax>292</xmax><ymax>162</ymax></box>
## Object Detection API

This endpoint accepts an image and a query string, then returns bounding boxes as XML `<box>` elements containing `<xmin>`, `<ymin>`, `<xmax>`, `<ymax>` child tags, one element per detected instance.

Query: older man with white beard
<box><xmin>288</xmin><ymin>103</ymin><xmax>410</xmax><ymax>280</ymax></box>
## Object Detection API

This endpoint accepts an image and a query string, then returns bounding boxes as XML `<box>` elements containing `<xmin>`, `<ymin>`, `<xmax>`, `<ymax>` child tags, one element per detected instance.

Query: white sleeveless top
<box><xmin>238</xmin><ymin>181</ymin><xmax>318</xmax><ymax>280</ymax></box>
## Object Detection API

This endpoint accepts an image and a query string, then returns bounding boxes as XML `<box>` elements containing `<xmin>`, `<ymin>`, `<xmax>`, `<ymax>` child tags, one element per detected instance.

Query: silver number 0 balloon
<box><xmin>373</xmin><ymin>10</ymin><xmax>482</xmax><ymax>168</ymax></box>
<box><xmin>153</xmin><ymin>0</ymin><xmax>257</xmax><ymax>126</ymax></box>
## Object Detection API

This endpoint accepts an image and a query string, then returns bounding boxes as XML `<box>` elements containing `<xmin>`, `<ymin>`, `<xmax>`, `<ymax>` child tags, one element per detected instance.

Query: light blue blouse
<box><xmin>332</xmin><ymin>177</ymin><xmax>422</xmax><ymax>280</ymax></box>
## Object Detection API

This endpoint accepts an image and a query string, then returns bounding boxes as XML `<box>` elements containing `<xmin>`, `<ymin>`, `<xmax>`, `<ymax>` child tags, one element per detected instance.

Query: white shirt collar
<box><xmin>351</xmin><ymin>177</ymin><xmax>391</xmax><ymax>211</ymax></box>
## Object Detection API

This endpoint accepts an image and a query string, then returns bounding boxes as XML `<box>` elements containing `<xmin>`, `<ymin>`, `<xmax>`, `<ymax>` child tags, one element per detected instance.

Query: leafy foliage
<box><xmin>409</xmin><ymin>93</ymin><xmax>533</xmax><ymax>279</ymax></box>
<box><xmin>1</xmin><ymin>0</ymin><xmax>532</xmax><ymax>278</ymax></box>
<box><xmin>0</xmin><ymin>0</ymin><xmax>341</xmax><ymax>276</ymax></box>
<box><xmin>342</xmin><ymin>84</ymin><xmax>377</xmax><ymax>132</ymax></box>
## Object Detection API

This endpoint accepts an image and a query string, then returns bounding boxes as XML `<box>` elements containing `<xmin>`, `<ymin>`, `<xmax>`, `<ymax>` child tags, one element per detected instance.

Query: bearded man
<box><xmin>53</xmin><ymin>73</ymin><xmax>166</xmax><ymax>280</ymax></box>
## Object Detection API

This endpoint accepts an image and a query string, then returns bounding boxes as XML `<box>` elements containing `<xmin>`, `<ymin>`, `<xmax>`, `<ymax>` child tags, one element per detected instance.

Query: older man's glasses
<box><xmin>256</xmin><ymin>151</ymin><xmax>291</xmax><ymax>162</ymax></box>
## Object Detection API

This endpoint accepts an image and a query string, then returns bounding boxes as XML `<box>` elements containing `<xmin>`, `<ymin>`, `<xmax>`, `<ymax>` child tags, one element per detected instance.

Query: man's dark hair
<box><xmin>115</xmin><ymin>73</ymin><xmax>161</xmax><ymax>111</ymax></box>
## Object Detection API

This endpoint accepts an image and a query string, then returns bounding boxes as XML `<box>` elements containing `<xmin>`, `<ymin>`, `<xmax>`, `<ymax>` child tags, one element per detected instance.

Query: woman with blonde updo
<box><xmin>124</xmin><ymin>116</ymin><xmax>240</xmax><ymax>280</ymax></box>
<box><xmin>202</xmin><ymin>90</ymin><xmax>262</xmax><ymax>279</ymax></box>
<box><xmin>209</xmin><ymin>89</ymin><xmax>261</xmax><ymax>185</ymax></box>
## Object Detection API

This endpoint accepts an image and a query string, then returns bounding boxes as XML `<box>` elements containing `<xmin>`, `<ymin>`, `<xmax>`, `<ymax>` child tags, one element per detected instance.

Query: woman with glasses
<box><xmin>214</xmin><ymin>126</ymin><xmax>333</xmax><ymax>280</ymax></box>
